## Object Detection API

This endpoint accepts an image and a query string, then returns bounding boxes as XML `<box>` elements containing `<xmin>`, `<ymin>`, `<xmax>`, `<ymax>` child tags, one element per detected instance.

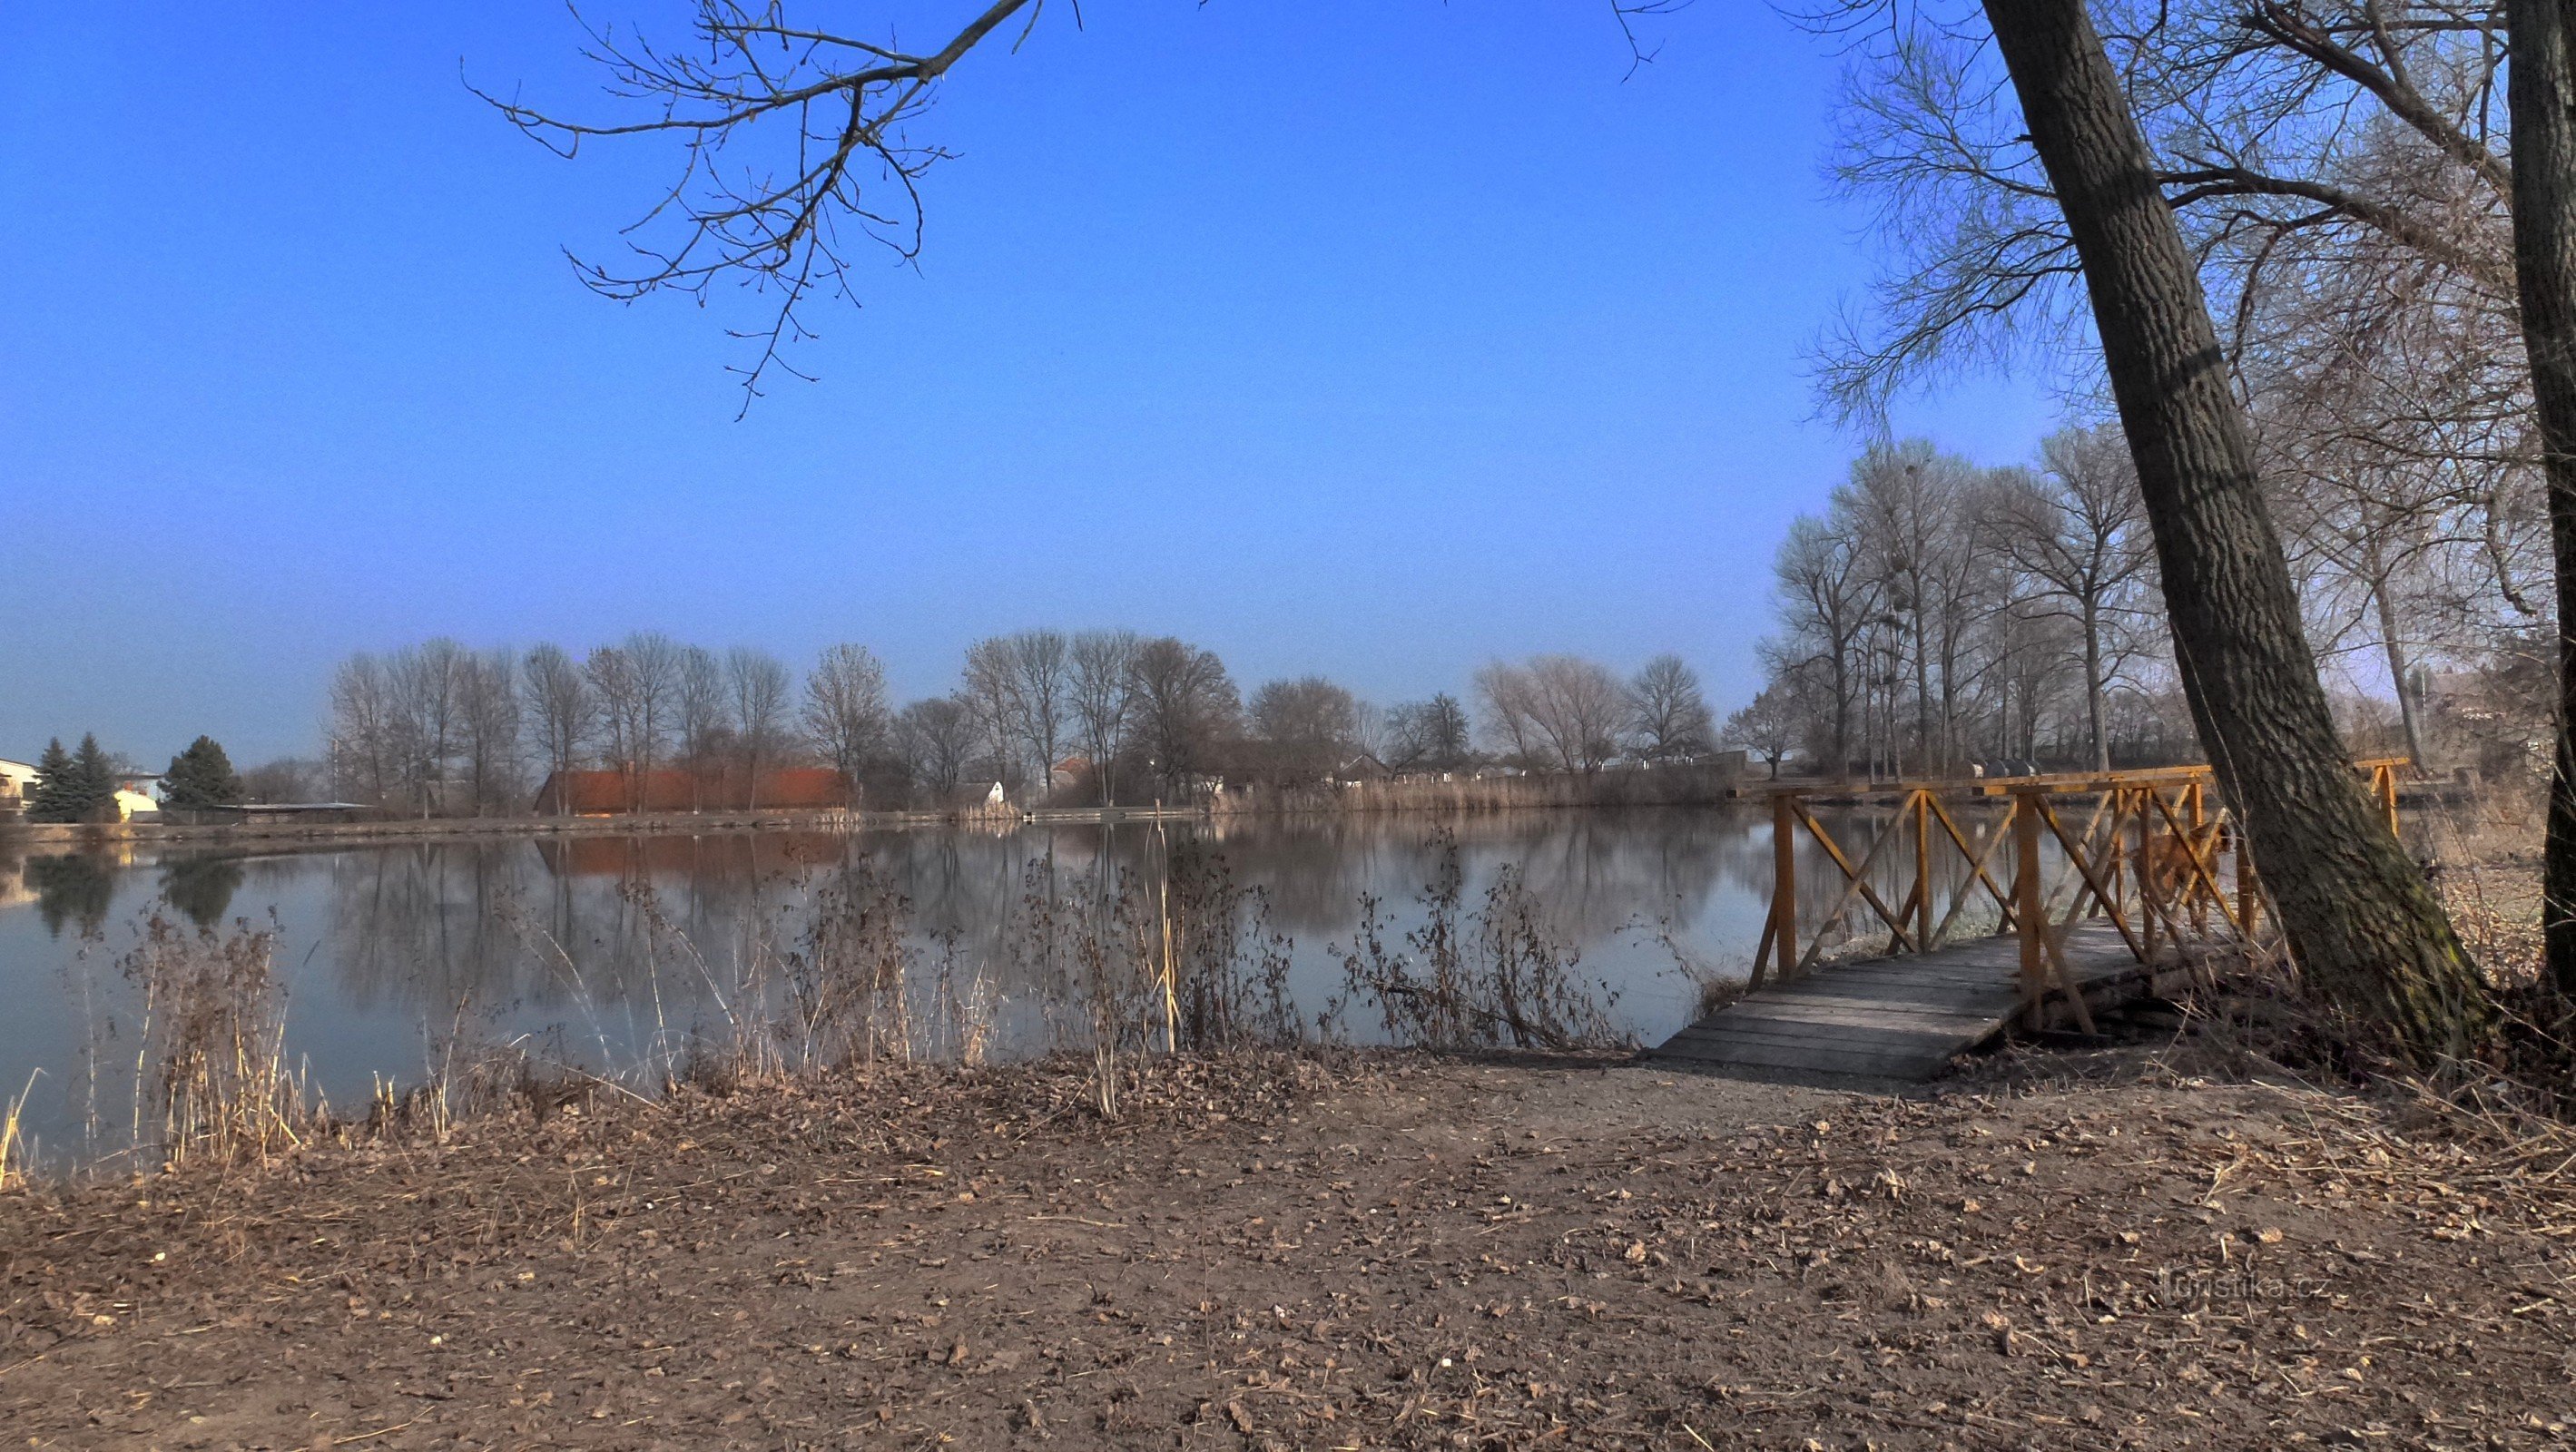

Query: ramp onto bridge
<box><xmin>1651</xmin><ymin>923</ymin><xmax>2152</xmax><ymax>1082</ymax></box>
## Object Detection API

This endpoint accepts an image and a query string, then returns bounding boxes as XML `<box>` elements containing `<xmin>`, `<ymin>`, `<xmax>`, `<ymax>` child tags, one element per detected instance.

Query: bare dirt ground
<box><xmin>5</xmin><ymin>1048</ymin><xmax>2573</xmax><ymax>1450</ymax></box>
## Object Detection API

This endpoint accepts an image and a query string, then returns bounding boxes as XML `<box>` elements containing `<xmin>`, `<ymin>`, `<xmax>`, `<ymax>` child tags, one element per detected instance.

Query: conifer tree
<box><xmin>162</xmin><ymin>736</ymin><xmax>242</xmax><ymax>810</ymax></box>
<box><xmin>68</xmin><ymin>734</ymin><xmax>117</xmax><ymax>821</ymax></box>
<box><xmin>24</xmin><ymin>738</ymin><xmax>77</xmax><ymax>822</ymax></box>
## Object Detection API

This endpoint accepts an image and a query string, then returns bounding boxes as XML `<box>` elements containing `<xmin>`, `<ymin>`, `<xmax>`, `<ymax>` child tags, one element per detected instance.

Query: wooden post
<box><xmin>2013</xmin><ymin>792</ymin><xmax>2044</xmax><ymax>1025</ymax></box>
<box><xmin>1773</xmin><ymin>790</ymin><xmax>1797</xmax><ymax>981</ymax></box>
<box><xmin>2187</xmin><ymin>779</ymin><xmax>2208</xmax><ymax>936</ymax></box>
<box><xmin>2138</xmin><ymin>792</ymin><xmax>2159</xmax><ymax>963</ymax></box>
<box><xmin>2378</xmin><ymin>764</ymin><xmax>2401</xmax><ymax>839</ymax></box>
<box><xmin>1913</xmin><ymin>790</ymin><xmax>1934</xmax><ymax>954</ymax></box>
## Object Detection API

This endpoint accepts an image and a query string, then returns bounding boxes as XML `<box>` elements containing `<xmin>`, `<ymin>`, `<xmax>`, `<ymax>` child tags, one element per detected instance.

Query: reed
<box><xmin>121</xmin><ymin>913</ymin><xmax>318</xmax><ymax>1169</ymax></box>
<box><xmin>0</xmin><ymin>1069</ymin><xmax>35</xmax><ymax>1191</ymax></box>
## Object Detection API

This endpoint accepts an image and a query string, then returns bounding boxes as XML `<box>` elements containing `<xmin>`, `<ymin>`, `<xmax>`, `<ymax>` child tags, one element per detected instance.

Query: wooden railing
<box><xmin>1749</xmin><ymin>760</ymin><xmax>2409</xmax><ymax>1027</ymax></box>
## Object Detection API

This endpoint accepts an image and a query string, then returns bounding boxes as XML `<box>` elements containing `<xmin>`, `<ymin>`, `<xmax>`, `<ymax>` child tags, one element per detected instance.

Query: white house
<box><xmin>0</xmin><ymin>757</ymin><xmax>36</xmax><ymax>814</ymax></box>
<box><xmin>115</xmin><ymin>773</ymin><xmax>164</xmax><ymax>820</ymax></box>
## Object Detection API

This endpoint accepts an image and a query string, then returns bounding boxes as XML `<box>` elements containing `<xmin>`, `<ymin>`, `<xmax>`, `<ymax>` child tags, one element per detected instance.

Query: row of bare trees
<box><xmin>324</xmin><ymin>630</ymin><xmax>1725</xmax><ymax>815</ymax></box>
<box><xmin>328</xmin><ymin>635</ymin><xmax>881</xmax><ymax>816</ymax></box>
<box><xmin>1470</xmin><ymin>654</ymin><xmax>1717</xmax><ymax>774</ymax></box>
<box><xmin>1744</xmin><ymin>428</ymin><xmax>2170</xmax><ymax>778</ymax></box>
<box><xmin>1741</xmin><ymin>419</ymin><xmax>2536</xmax><ymax>783</ymax></box>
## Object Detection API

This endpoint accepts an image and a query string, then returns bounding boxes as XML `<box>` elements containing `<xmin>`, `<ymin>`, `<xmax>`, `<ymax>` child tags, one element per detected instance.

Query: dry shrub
<box><xmin>1326</xmin><ymin>829</ymin><xmax>1628</xmax><ymax>1052</ymax></box>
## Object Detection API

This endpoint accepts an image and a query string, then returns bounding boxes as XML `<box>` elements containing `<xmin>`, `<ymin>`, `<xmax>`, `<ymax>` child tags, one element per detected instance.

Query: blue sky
<box><xmin>0</xmin><ymin>1</ymin><xmax>2060</xmax><ymax>766</ymax></box>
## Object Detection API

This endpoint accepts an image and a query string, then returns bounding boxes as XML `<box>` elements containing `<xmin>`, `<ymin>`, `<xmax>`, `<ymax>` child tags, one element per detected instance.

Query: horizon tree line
<box><xmin>311</xmin><ymin>631</ymin><xmax>1731</xmax><ymax>817</ymax></box>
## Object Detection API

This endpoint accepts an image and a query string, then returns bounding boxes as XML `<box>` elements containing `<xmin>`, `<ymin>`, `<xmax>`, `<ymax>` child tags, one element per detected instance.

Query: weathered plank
<box><xmin>1649</xmin><ymin>923</ymin><xmax>2148</xmax><ymax>1084</ymax></box>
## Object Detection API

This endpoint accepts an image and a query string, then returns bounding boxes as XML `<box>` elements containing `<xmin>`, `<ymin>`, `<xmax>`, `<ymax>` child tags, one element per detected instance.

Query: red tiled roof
<box><xmin>531</xmin><ymin>766</ymin><xmax>853</xmax><ymax>815</ymax></box>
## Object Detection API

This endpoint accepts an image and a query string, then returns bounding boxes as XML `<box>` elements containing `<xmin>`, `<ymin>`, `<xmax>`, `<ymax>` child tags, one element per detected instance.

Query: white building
<box><xmin>0</xmin><ymin>757</ymin><xmax>36</xmax><ymax>815</ymax></box>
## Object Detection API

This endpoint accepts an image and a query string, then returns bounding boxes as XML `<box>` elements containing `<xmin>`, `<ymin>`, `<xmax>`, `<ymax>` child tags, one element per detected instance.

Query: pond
<box><xmin>0</xmin><ymin>807</ymin><xmax>1981</xmax><ymax>1170</ymax></box>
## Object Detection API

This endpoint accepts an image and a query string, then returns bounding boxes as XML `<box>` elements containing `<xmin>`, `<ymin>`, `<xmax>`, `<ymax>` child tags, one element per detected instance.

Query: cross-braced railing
<box><xmin>1748</xmin><ymin>760</ymin><xmax>2409</xmax><ymax>1028</ymax></box>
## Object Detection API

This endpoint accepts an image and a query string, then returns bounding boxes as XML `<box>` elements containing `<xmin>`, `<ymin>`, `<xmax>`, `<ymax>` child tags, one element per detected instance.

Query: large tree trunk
<box><xmin>2507</xmin><ymin>0</ymin><xmax>2576</xmax><ymax>1000</ymax></box>
<box><xmin>1981</xmin><ymin>0</ymin><xmax>2491</xmax><ymax>1062</ymax></box>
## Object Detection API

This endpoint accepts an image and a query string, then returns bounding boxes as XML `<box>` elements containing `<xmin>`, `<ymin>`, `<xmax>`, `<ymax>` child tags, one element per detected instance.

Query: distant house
<box><xmin>1333</xmin><ymin>752</ymin><xmax>1391</xmax><ymax>786</ymax></box>
<box><xmin>1049</xmin><ymin>757</ymin><xmax>1090</xmax><ymax>794</ymax></box>
<box><xmin>0</xmin><ymin>760</ymin><xmax>163</xmax><ymax>821</ymax></box>
<box><xmin>0</xmin><ymin>758</ymin><xmax>35</xmax><ymax>816</ymax></box>
<box><xmin>114</xmin><ymin>773</ymin><xmax>163</xmax><ymax>821</ymax></box>
<box><xmin>530</xmin><ymin>766</ymin><xmax>853</xmax><ymax>816</ymax></box>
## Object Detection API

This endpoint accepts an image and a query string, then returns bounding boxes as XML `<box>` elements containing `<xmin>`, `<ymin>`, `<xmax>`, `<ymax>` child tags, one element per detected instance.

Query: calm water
<box><xmin>0</xmin><ymin>808</ymin><xmax>1967</xmax><ymax>1166</ymax></box>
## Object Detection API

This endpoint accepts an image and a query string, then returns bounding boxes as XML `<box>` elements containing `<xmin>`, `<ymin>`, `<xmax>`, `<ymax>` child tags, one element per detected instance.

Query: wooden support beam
<box><xmin>2013</xmin><ymin>794</ymin><xmax>2045</xmax><ymax>1027</ymax></box>
<box><xmin>1913</xmin><ymin>790</ymin><xmax>1934</xmax><ymax>955</ymax></box>
<box><xmin>1772</xmin><ymin>790</ymin><xmax>1796</xmax><ymax>984</ymax></box>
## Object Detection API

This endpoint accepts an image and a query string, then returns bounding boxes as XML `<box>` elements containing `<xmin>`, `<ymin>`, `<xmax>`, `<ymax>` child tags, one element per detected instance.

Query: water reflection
<box><xmin>1</xmin><ymin>808</ymin><xmax>1985</xmax><ymax>1166</ymax></box>
<box><xmin>24</xmin><ymin>853</ymin><xmax>114</xmax><ymax>938</ymax></box>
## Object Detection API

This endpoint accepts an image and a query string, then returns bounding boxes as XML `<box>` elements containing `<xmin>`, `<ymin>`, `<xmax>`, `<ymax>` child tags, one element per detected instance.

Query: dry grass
<box><xmin>0</xmin><ymin>1070</ymin><xmax>34</xmax><ymax>1192</ymax></box>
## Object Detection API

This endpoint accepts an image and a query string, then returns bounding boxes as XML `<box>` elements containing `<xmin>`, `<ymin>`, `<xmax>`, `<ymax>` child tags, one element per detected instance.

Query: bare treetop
<box><xmin>480</xmin><ymin>0</ymin><xmax>1047</xmax><ymax>410</ymax></box>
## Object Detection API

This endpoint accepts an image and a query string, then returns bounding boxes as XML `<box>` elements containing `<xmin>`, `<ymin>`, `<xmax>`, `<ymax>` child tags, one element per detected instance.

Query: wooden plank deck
<box><xmin>1651</xmin><ymin>923</ymin><xmax>2156</xmax><ymax>1083</ymax></box>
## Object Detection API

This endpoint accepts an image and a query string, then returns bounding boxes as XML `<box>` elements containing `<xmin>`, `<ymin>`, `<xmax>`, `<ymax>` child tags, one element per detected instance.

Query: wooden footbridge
<box><xmin>1654</xmin><ymin>760</ymin><xmax>2408</xmax><ymax>1082</ymax></box>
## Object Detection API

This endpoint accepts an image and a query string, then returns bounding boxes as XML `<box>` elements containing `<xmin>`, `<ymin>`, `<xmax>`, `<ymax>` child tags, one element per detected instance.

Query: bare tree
<box><xmin>725</xmin><ymin>646</ymin><xmax>792</xmax><ymax>809</ymax></box>
<box><xmin>1766</xmin><ymin>514</ymin><xmax>1876</xmax><ymax>774</ymax></box>
<box><xmin>893</xmin><ymin>696</ymin><xmax>977</xmax><ymax>801</ymax></box>
<box><xmin>1992</xmin><ymin>424</ymin><xmax>2157</xmax><ymax>770</ymax></box>
<box><xmin>521</xmin><ymin>643</ymin><xmax>593</xmax><ymax>812</ymax></box>
<box><xmin>1247</xmin><ymin>675</ymin><xmax>1363</xmax><ymax>784</ymax></box>
<box><xmin>957</xmin><ymin>636</ymin><xmax>1023</xmax><ymax>795</ymax></box>
<box><xmin>585</xmin><ymin>645</ymin><xmax>640</xmax><ymax>782</ymax></box>
<box><xmin>1725</xmin><ymin>682</ymin><xmax>1802</xmax><ymax>780</ymax></box>
<box><xmin>327</xmin><ymin>653</ymin><xmax>398</xmax><ymax>807</ymax></box>
<box><xmin>480</xmin><ymin>0</ymin><xmax>1047</xmax><ymax>409</ymax></box>
<box><xmin>674</xmin><ymin>644</ymin><xmax>731</xmax><ymax>809</ymax></box>
<box><xmin>457</xmin><ymin>648</ymin><xmax>523</xmax><ymax>814</ymax></box>
<box><xmin>388</xmin><ymin>639</ymin><xmax>469</xmax><ymax>817</ymax></box>
<box><xmin>1126</xmin><ymin>637</ymin><xmax>1238</xmax><ymax>795</ymax></box>
<box><xmin>1008</xmin><ymin>629</ymin><xmax>1070</xmax><ymax>798</ymax></box>
<box><xmin>586</xmin><ymin>633</ymin><xmax>682</xmax><ymax>809</ymax></box>
<box><xmin>240</xmin><ymin>757</ymin><xmax>323</xmax><ymax>805</ymax></box>
<box><xmin>1477</xmin><ymin>656</ymin><xmax>1625</xmax><ymax>774</ymax></box>
<box><xmin>1067</xmin><ymin>628</ymin><xmax>1139</xmax><ymax>805</ymax></box>
<box><xmin>1383</xmin><ymin>694</ymin><xmax>1471</xmax><ymax>773</ymax></box>
<box><xmin>1974</xmin><ymin>0</ymin><xmax>2486</xmax><ymax>1058</ymax></box>
<box><xmin>1626</xmin><ymin>654</ymin><xmax>1714</xmax><ymax>762</ymax></box>
<box><xmin>803</xmin><ymin>643</ymin><xmax>890</xmax><ymax>808</ymax></box>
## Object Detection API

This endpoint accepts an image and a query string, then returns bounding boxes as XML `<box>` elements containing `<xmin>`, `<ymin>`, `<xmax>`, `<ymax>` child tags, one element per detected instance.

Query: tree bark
<box><xmin>2506</xmin><ymin>0</ymin><xmax>2576</xmax><ymax>999</ymax></box>
<box><xmin>1982</xmin><ymin>0</ymin><xmax>2491</xmax><ymax>1061</ymax></box>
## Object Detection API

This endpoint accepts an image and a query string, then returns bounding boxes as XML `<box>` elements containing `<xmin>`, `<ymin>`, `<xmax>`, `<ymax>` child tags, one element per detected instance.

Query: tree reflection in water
<box><xmin>1</xmin><ymin>810</ymin><xmax>1795</xmax><ymax>1157</ymax></box>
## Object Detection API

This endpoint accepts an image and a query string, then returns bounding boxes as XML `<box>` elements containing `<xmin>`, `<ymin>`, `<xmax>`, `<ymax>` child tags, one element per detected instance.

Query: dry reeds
<box><xmin>0</xmin><ymin>1069</ymin><xmax>36</xmax><ymax>1191</ymax></box>
<box><xmin>123</xmin><ymin>913</ymin><xmax>317</xmax><ymax>1169</ymax></box>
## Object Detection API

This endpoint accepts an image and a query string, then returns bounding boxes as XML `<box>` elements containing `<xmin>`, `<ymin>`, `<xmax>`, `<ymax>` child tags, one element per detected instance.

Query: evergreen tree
<box><xmin>72</xmin><ymin>734</ymin><xmax>117</xmax><ymax>819</ymax></box>
<box><xmin>30</xmin><ymin>735</ymin><xmax>120</xmax><ymax>822</ymax></box>
<box><xmin>162</xmin><ymin>736</ymin><xmax>243</xmax><ymax>809</ymax></box>
<box><xmin>24</xmin><ymin>739</ymin><xmax>83</xmax><ymax>822</ymax></box>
